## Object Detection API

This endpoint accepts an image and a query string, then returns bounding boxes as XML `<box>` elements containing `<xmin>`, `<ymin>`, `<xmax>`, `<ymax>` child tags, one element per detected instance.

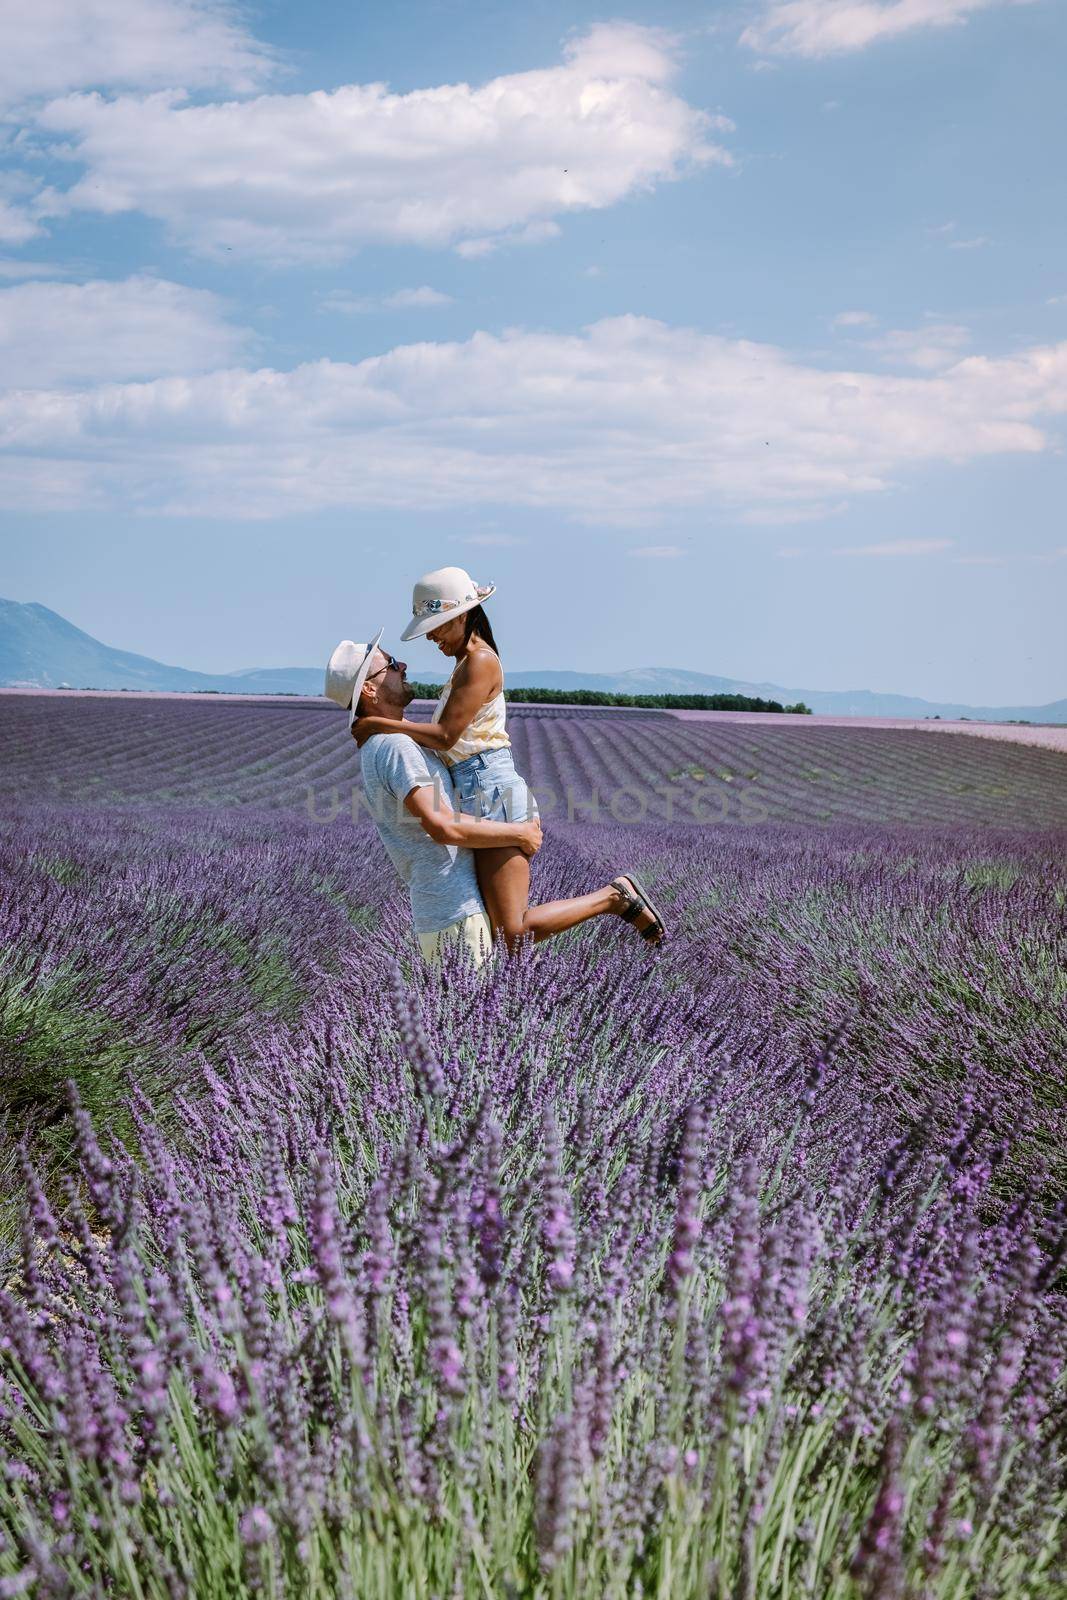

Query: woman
<box><xmin>352</xmin><ymin>566</ymin><xmax>666</xmax><ymax>951</ymax></box>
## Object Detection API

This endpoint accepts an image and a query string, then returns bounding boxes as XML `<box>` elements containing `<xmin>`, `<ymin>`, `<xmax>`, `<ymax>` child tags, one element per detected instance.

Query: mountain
<box><xmin>1</xmin><ymin>598</ymin><xmax>1064</xmax><ymax>723</ymax></box>
<box><xmin>498</xmin><ymin>667</ymin><xmax>1067</xmax><ymax>724</ymax></box>
<box><xmin>0</xmin><ymin>599</ymin><xmax>325</xmax><ymax>696</ymax></box>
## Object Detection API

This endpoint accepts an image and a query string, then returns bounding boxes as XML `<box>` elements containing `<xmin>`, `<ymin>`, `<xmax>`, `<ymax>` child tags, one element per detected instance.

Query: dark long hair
<box><xmin>464</xmin><ymin>604</ymin><xmax>499</xmax><ymax>657</ymax></box>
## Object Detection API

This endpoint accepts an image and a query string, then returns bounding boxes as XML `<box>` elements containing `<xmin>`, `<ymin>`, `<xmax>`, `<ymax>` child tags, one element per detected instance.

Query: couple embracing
<box><xmin>326</xmin><ymin>566</ymin><xmax>666</xmax><ymax>970</ymax></box>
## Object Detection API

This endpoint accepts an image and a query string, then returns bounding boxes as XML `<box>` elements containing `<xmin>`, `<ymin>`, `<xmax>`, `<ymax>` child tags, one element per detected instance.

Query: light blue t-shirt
<box><xmin>359</xmin><ymin>734</ymin><xmax>483</xmax><ymax>934</ymax></box>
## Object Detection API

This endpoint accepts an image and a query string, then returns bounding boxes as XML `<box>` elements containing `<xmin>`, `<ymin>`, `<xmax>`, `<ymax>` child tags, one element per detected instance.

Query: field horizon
<box><xmin>4</xmin><ymin>598</ymin><xmax>1065</xmax><ymax>725</ymax></box>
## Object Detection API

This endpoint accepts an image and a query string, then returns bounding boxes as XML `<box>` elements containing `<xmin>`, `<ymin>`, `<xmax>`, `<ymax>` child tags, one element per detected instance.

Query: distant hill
<box><xmin>499</xmin><ymin>668</ymin><xmax>1067</xmax><ymax>725</ymax></box>
<box><xmin>2</xmin><ymin>597</ymin><xmax>1064</xmax><ymax>724</ymax></box>
<box><xmin>0</xmin><ymin>599</ymin><xmax>324</xmax><ymax>697</ymax></box>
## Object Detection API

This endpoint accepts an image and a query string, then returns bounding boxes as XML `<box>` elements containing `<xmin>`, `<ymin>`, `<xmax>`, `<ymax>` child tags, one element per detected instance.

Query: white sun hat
<box><xmin>400</xmin><ymin>566</ymin><xmax>496</xmax><ymax>643</ymax></box>
<box><xmin>324</xmin><ymin>628</ymin><xmax>384</xmax><ymax>726</ymax></box>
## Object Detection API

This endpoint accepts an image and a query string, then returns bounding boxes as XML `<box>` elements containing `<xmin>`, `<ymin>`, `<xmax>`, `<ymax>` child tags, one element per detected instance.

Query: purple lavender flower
<box><xmin>666</xmin><ymin>1103</ymin><xmax>705</xmax><ymax>1301</ymax></box>
<box><xmin>535</xmin><ymin>1411</ymin><xmax>578</xmax><ymax>1573</ymax></box>
<box><xmin>719</xmin><ymin>1159</ymin><xmax>764</xmax><ymax>1410</ymax></box>
<box><xmin>307</xmin><ymin>1151</ymin><xmax>366</xmax><ymax>1371</ymax></box>
<box><xmin>540</xmin><ymin>1112</ymin><xmax>576</xmax><ymax>1296</ymax></box>
<box><xmin>239</xmin><ymin>1506</ymin><xmax>274</xmax><ymax>1548</ymax></box>
<box><xmin>851</xmin><ymin>1418</ymin><xmax>906</xmax><ymax>1597</ymax></box>
<box><xmin>388</xmin><ymin>963</ymin><xmax>445</xmax><ymax>1099</ymax></box>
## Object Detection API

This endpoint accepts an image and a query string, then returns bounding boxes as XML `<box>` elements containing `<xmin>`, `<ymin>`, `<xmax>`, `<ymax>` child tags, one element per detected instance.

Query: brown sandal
<box><xmin>611</xmin><ymin>873</ymin><xmax>666</xmax><ymax>944</ymax></box>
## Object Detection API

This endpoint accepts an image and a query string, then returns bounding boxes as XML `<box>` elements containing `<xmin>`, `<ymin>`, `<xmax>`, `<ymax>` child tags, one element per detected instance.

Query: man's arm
<box><xmin>354</xmin><ymin>715</ymin><xmax>452</xmax><ymax>751</ymax></box>
<box><xmin>353</xmin><ymin>655</ymin><xmax>499</xmax><ymax>750</ymax></box>
<box><xmin>404</xmin><ymin>782</ymin><xmax>541</xmax><ymax>856</ymax></box>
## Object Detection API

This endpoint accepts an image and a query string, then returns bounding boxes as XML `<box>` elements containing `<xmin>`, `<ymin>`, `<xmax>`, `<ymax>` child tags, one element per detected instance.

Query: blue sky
<box><xmin>1</xmin><ymin>0</ymin><xmax>1064</xmax><ymax>704</ymax></box>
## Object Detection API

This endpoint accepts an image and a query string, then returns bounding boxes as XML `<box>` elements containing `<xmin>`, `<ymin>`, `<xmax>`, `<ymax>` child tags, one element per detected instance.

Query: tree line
<box><xmin>408</xmin><ymin>683</ymin><xmax>812</xmax><ymax>713</ymax></box>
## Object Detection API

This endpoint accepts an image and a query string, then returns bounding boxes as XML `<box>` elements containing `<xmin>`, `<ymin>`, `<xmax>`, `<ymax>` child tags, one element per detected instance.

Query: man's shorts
<box><xmin>417</xmin><ymin>910</ymin><xmax>493</xmax><ymax>970</ymax></box>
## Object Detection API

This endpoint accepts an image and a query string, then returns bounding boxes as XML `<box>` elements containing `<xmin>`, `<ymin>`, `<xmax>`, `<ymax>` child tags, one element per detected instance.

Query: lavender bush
<box><xmin>0</xmin><ymin>804</ymin><xmax>384</xmax><ymax>1157</ymax></box>
<box><xmin>1</xmin><ymin>696</ymin><xmax>1065</xmax><ymax>1595</ymax></box>
<box><xmin>2</xmin><ymin>942</ymin><xmax>1065</xmax><ymax>1597</ymax></box>
<box><xmin>3</xmin><ymin>801</ymin><xmax>1063</xmax><ymax>1206</ymax></box>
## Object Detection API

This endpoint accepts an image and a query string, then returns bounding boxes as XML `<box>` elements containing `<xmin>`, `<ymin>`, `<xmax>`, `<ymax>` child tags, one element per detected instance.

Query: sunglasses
<box><xmin>365</xmin><ymin>652</ymin><xmax>402</xmax><ymax>683</ymax></box>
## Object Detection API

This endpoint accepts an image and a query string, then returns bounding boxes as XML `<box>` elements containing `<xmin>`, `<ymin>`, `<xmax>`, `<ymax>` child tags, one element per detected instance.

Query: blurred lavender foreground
<box><xmin>0</xmin><ymin>694</ymin><xmax>1065</xmax><ymax>1597</ymax></box>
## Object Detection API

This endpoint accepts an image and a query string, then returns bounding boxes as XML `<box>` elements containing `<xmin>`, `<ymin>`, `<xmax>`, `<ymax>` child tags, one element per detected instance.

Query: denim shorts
<box><xmin>448</xmin><ymin>747</ymin><xmax>535</xmax><ymax>823</ymax></box>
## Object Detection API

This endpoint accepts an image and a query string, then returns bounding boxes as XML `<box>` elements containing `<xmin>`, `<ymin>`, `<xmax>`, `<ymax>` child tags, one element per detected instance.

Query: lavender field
<box><xmin>1</xmin><ymin>692</ymin><xmax>1065</xmax><ymax>1598</ymax></box>
<box><xmin>4</xmin><ymin>692</ymin><xmax>1067</xmax><ymax>828</ymax></box>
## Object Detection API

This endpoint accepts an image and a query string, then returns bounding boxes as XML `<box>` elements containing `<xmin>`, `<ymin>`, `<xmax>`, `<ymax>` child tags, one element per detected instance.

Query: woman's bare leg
<box><xmin>475</xmin><ymin>846</ymin><xmax>625</xmax><ymax>950</ymax></box>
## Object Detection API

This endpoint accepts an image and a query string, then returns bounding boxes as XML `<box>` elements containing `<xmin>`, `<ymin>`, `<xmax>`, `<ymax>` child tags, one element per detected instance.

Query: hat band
<box><xmin>412</xmin><ymin>584</ymin><xmax>492</xmax><ymax>621</ymax></box>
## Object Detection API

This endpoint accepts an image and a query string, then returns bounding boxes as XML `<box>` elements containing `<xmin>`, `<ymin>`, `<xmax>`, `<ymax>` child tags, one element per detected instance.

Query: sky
<box><xmin>1</xmin><ymin>0</ymin><xmax>1065</xmax><ymax>705</ymax></box>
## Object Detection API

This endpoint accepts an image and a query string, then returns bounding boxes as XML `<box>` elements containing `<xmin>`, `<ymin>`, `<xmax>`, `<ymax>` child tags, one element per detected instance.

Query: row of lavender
<box><xmin>4</xmin><ymin>693</ymin><xmax>1066</xmax><ymax>828</ymax></box>
<box><xmin>2</xmin><ymin>794</ymin><xmax>1066</xmax><ymax>1593</ymax></box>
<box><xmin>2</xmin><ymin>803</ymin><xmax>1064</xmax><ymax>1182</ymax></box>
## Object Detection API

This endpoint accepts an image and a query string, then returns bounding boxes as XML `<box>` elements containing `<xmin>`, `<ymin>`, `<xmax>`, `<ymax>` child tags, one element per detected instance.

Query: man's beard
<box><xmin>400</xmin><ymin>682</ymin><xmax>416</xmax><ymax>707</ymax></box>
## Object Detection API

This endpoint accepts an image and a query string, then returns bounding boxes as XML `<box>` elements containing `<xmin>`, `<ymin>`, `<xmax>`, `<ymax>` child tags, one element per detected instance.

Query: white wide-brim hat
<box><xmin>400</xmin><ymin>566</ymin><xmax>496</xmax><ymax>643</ymax></box>
<box><xmin>324</xmin><ymin>628</ymin><xmax>384</xmax><ymax>726</ymax></box>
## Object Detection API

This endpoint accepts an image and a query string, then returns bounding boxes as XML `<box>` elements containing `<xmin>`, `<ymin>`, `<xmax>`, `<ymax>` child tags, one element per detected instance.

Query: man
<box><xmin>324</xmin><ymin>633</ymin><xmax>666</xmax><ymax>970</ymax></box>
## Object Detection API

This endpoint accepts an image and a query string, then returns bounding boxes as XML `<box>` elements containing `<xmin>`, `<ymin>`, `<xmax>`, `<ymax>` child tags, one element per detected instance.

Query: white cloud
<box><xmin>629</xmin><ymin>544</ymin><xmax>684</xmax><ymax>557</ymax></box>
<box><xmin>454</xmin><ymin>221</ymin><xmax>564</xmax><ymax>260</ymax></box>
<box><xmin>927</xmin><ymin>221</ymin><xmax>989</xmax><ymax>250</ymax></box>
<box><xmin>0</xmin><ymin>170</ymin><xmax>44</xmax><ymax>243</ymax></box>
<box><xmin>2</xmin><ymin>315</ymin><xmax>1066</xmax><ymax>523</ymax></box>
<box><xmin>319</xmin><ymin>286</ymin><xmax>453</xmax><ymax>315</ymax></box>
<box><xmin>0</xmin><ymin>258</ymin><xmax>71</xmax><ymax>279</ymax></box>
<box><xmin>383</xmin><ymin>286</ymin><xmax>453</xmax><ymax>309</ymax></box>
<box><xmin>0</xmin><ymin>200</ymin><xmax>41</xmax><ymax>245</ymax></box>
<box><xmin>953</xmin><ymin>553</ymin><xmax>1006</xmax><ymax>565</ymax></box>
<box><xmin>458</xmin><ymin>533</ymin><xmax>527</xmax><ymax>547</ymax></box>
<box><xmin>831</xmin><ymin>538</ymin><xmax>954</xmax><ymax>556</ymax></box>
<box><xmin>863</xmin><ymin>321</ymin><xmax>971</xmax><ymax>371</ymax></box>
<box><xmin>317</xmin><ymin>293</ymin><xmax>375</xmax><ymax>316</ymax></box>
<box><xmin>780</xmin><ymin>536</ymin><xmax>956</xmax><ymax>558</ymax></box>
<box><xmin>748</xmin><ymin>502</ymin><xmax>848</xmax><ymax>526</ymax></box>
<box><xmin>741</xmin><ymin>0</ymin><xmax>1014</xmax><ymax>58</ymax></box>
<box><xmin>0</xmin><ymin>275</ymin><xmax>248</xmax><ymax>387</ymax></box>
<box><xmin>832</xmin><ymin>309</ymin><xmax>877</xmax><ymax>328</ymax></box>
<box><xmin>0</xmin><ymin>0</ymin><xmax>272</xmax><ymax>109</ymax></box>
<box><xmin>32</xmin><ymin>25</ymin><xmax>725</xmax><ymax>264</ymax></box>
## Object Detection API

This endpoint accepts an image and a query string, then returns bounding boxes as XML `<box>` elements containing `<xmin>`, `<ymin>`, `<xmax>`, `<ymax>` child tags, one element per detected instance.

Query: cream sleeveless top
<box><xmin>432</xmin><ymin>659</ymin><xmax>510</xmax><ymax>766</ymax></box>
